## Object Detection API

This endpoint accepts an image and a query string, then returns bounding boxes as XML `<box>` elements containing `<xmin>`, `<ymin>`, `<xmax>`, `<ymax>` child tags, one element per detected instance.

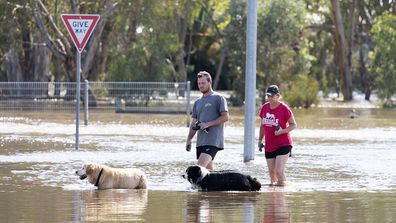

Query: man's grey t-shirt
<box><xmin>192</xmin><ymin>92</ymin><xmax>228</xmax><ymax>149</ymax></box>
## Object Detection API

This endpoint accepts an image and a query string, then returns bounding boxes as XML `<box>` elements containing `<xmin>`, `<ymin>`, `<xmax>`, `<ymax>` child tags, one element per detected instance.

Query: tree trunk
<box><xmin>213</xmin><ymin>46</ymin><xmax>226</xmax><ymax>90</ymax></box>
<box><xmin>29</xmin><ymin>42</ymin><xmax>51</xmax><ymax>82</ymax></box>
<box><xmin>185</xmin><ymin>28</ymin><xmax>194</xmax><ymax>70</ymax></box>
<box><xmin>348</xmin><ymin>0</ymin><xmax>356</xmax><ymax>69</ymax></box>
<box><xmin>359</xmin><ymin>44</ymin><xmax>371</xmax><ymax>100</ymax></box>
<box><xmin>331</xmin><ymin>0</ymin><xmax>353</xmax><ymax>101</ymax></box>
<box><xmin>175</xmin><ymin>49</ymin><xmax>187</xmax><ymax>82</ymax></box>
<box><xmin>28</xmin><ymin>41</ymin><xmax>51</xmax><ymax>96</ymax></box>
<box><xmin>4</xmin><ymin>49</ymin><xmax>24</xmax><ymax>96</ymax></box>
<box><xmin>175</xmin><ymin>9</ymin><xmax>188</xmax><ymax>82</ymax></box>
<box><xmin>82</xmin><ymin>19</ymin><xmax>107</xmax><ymax>80</ymax></box>
<box><xmin>96</xmin><ymin>39</ymin><xmax>108</xmax><ymax>81</ymax></box>
<box><xmin>53</xmin><ymin>58</ymin><xmax>62</xmax><ymax>97</ymax></box>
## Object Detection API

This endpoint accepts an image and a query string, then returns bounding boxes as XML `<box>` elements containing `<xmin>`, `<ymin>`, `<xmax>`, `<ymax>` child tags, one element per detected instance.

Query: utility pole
<box><xmin>244</xmin><ymin>0</ymin><xmax>257</xmax><ymax>162</ymax></box>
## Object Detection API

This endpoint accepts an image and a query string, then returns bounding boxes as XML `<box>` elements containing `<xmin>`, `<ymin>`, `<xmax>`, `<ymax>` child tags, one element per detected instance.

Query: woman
<box><xmin>258</xmin><ymin>85</ymin><xmax>297</xmax><ymax>186</ymax></box>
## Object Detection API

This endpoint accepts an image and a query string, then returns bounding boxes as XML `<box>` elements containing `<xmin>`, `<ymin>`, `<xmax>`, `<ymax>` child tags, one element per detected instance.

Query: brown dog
<box><xmin>76</xmin><ymin>163</ymin><xmax>147</xmax><ymax>189</ymax></box>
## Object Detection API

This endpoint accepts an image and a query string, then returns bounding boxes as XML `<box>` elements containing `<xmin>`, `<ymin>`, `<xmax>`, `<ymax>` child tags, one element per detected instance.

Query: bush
<box><xmin>283</xmin><ymin>73</ymin><xmax>319</xmax><ymax>108</ymax></box>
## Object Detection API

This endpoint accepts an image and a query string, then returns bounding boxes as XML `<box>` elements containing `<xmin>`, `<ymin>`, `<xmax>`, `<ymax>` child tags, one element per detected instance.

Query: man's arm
<box><xmin>199</xmin><ymin>111</ymin><xmax>229</xmax><ymax>130</ymax></box>
<box><xmin>186</xmin><ymin>118</ymin><xmax>198</xmax><ymax>148</ymax></box>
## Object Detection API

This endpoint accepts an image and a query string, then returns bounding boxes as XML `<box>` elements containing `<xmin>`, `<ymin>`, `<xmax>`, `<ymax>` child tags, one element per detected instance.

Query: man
<box><xmin>186</xmin><ymin>71</ymin><xmax>229</xmax><ymax>170</ymax></box>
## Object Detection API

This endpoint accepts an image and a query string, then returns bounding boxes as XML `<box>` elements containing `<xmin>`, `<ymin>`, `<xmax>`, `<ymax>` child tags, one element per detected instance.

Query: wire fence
<box><xmin>0</xmin><ymin>81</ymin><xmax>191</xmax><ymax>115</ymax></box>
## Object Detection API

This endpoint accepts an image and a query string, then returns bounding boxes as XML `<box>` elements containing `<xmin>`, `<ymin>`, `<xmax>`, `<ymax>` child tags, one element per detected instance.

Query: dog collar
<box><xmin>196</xmin><ymin>176</ymin><xmax>204</xmax><ymax>184</ymax></box>
<box><xmin>196</xmin><ymin>172</ymin><xmax>209</xmax><ymax>184</ymax></box>
<box><xmin>94</xmin><ymin>168</ymin><xmax>104</xmax><ymax>187</ymax></box>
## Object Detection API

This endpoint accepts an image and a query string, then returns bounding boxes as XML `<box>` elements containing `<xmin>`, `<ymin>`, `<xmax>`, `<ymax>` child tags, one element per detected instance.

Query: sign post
<box><xmin>61</xmin><ymin>14</ymin><xmax>100</xmax><ymax>150</ymax></box>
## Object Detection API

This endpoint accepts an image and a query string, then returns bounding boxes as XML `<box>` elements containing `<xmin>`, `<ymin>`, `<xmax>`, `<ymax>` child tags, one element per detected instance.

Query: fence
<box><xmin>0</xmin><ymin>81</ymin><xmax>191</xmax><ymax>115</ymax></box>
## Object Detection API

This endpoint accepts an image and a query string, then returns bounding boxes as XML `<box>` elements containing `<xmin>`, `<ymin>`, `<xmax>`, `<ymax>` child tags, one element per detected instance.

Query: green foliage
<box><xmin>257</xmin><ymin>0</ymin><xmax>310</xmax><ymax>99</ymax></box>
<box><xmin>370</xmin><ymin>13</ymin><xmax>396</xmax><ymax>107</ymax></box>
<box><xmin>227</xmin><ymin>0</ymin><xmax>311</xmax><ymax>106</ymax></box>
<box><xmin>283</xmin><ymin>73</ymin><xmax>319</xmax><ymax>108</ymax></box>
<box><xmin>105</xmin><ymin>1</ymin><xmax>180</xmax><ymax>82</ymax></box>
<box><xmin>0</xmin><ymin>0</ymin><xmax>394</xmax><ymax>108</ymax></box>
<box><xmin>320</xmin><ymin>71</ymin><xmax>329</xmax><ymax>97</ymax></box>
<box><xmin>0</xmin><ymin>1</ymin><xmax>35</xmax><ymax>53</ymax></box>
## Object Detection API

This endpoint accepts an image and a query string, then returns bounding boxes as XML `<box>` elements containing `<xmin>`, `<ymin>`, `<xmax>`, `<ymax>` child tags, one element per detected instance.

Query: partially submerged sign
<box><xmin>61</xmin><ymin>14</ymin><xmax>100</xmax><ymax>53</ymax></box>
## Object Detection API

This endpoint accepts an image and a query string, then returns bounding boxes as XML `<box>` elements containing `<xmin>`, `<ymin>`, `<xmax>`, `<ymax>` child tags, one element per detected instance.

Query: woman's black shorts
<box><xmin>265</xmin><ymin>145</ymin><xmax>292</xmax><ymax>159</ymax></box>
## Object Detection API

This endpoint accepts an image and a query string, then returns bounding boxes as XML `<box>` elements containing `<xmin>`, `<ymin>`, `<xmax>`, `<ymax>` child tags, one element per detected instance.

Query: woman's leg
<box><xmin>274</xmin><ymin>153</ymin><xmax>289</xmax><ymax>185</ymax></box>
<box><xmin>266</xmin><ymin>158</ymin><xmax>278</xmax><ymax>185</ymax></box>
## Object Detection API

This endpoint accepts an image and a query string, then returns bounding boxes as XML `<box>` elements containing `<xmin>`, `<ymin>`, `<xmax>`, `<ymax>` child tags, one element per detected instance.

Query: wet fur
<box><xmin>76</xmin><ymin>163</ymin><xmax>147</xmax><ymax>189</ymax></box>
<box><xmin>183</xmin><ymin>165</ymin><xmax>261</xmax><ymax>191</ymax></box>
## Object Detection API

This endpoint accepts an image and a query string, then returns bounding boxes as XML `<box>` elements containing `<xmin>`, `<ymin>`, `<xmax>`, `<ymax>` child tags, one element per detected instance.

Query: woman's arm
<box><xmin>275</xmin><ymin>115</ymin><xmax>297</xmax><ymax>136</ymax></box>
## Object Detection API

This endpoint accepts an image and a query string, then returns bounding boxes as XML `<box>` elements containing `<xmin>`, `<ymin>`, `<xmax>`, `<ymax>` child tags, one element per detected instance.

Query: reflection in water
<box><xmin>184</xmin><ymin>193</ymin><xmax>214</xmax><ymax>223</ymax></box>
<box><xmin>1</xmin><ymin>110</ymin><xmax>396</xmax><ymax>222</ymax></box>
<box><xmin>75</xmin><ymin>189</ymin><xmax>148</xmax><ymax>222</ymax></box>
<box><xmin>263</xmin><ymin>190</ymin><xmax>290</xmax><ymax>223</ymax></box>
<box><xmin>183</xmin><ymin>192</ymin><xmax>258</xmax><ymax>223</ymax></box>
<box><xmin>243</xmin><ymin>199</ymin><xmax>255</xmax><ymax>223</ymax></box>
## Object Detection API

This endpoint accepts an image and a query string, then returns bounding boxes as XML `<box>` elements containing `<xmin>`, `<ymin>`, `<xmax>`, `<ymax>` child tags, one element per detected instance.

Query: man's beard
<box><xmin>200</xmin><ymin>87</ymin><xmax>209</xmax><ymax>94</ymax></box>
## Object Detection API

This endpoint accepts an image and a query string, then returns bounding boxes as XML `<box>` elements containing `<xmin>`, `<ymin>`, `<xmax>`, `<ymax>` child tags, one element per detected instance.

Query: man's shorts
<box><xmin>265</xmin><ymin>145</ymin><xmax>292</xmax><ymax>159</ymax></box>
<box><xmin>196</xmin><ymin>145</ymin><xmax>223</xmax><ymax>160</ymax></box>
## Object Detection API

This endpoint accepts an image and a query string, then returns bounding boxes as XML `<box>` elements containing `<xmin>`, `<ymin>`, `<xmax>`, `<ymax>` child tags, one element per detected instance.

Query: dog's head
<box><xmin>76</xmin><ymin>163</ymin><xmax>99</xmax><ymax>180</ymax></box>
<box><xmin>182</xmin><ymin>165</ymin><xmax>209</xmax><ymax>185</ymax></box>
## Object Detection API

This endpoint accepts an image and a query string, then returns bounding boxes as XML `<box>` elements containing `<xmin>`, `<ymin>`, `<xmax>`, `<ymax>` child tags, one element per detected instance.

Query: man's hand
<box><xmin>199</xmin><ymin>122</ymin><xmax>210</xmax><ymax>130</ymax></box>
<box><xmin>186</xmin><ymin>138</ymin><xmax>192</xmax><ymax>152</ymax></box>
<box><xmin>193</xmin><ymin>121</ymin><xmax>209</xmax><ymax>133</ymax></box>
<box><xmin>191</xmin><ymin>121</ymin><xmax>200</xmax><ymax>130</ymax></box>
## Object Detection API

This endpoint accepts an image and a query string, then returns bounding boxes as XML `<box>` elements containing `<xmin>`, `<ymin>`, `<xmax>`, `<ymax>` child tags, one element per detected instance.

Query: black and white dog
<box><xmin>182</xmin><ymin>165</ymin><xmax>261</xmax><ymax>191</ymax></box>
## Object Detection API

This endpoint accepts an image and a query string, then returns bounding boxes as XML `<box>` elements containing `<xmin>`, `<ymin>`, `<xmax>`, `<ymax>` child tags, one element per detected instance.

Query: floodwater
<box><xmin>1</xmin><ymin>107</ymin><xmax>396</xmax><ymax>222</ymax></box>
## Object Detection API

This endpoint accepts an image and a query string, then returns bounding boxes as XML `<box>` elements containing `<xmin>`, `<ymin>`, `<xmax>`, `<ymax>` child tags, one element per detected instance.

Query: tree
<box><xmin>1</xmin><ymin>0</ymin><xmax>394</xmax><ymax>108</ymax></box>
<box><xmin>0</xmin><ymin>1</ymin><xmax>50</xmax><ymax>84</ymax></box>
<box><xmin>106</xmin><ymin>0</ymin><xmax>201</xmax><ymax>83</ymax></box>
<box><xmin>370</xmin><ymin>13</ymin><xmax>396</xmax><ymax>107</ymax></box>
<box><xmin>355</xmin><ymin>0</ymin><xmax>395</xmax><ymax>100</ymax></box>
<box><xmin>303</xmin><ymin>0</ymin><xmax>394</xmax><ymax>101</ymax></box>
<box><xmin>228</xmin><ymin>0</ymin><xmax>309</xmax><ymax>106</ymax></box>
<box><xmin>33</xmin><ymin>0</ymin><xmax>119</xmax><ymax>104</ymax></box>
<box><xmin>34</xmin><ymin>0</ymin><xmax>119</xmax><ymax>82</ymax></box>
<box><xmin>330</xmin><ymin>0</ymin><xmax>353</xmax><ymax>100</ymax></box>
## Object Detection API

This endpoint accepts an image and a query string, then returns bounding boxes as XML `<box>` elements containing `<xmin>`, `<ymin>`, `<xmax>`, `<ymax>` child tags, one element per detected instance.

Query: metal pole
<box><xmin>244</xmin><ymin>0</ymin><xmax>258</xmax><ymax>162</ymax></box>
<box><xmin>75</xmin><ymin>52</ymin><xmax>81</xmax><ymax>150</ymax></box>
<box><xmin>84</xmin><ymin>79</ymin><xmax>89</xmax><ymax>126</ymax></box>
<box><xmin>186</xmin><ymin>81</ymin><xmax>191</xmax><ymax>127</ymax></box>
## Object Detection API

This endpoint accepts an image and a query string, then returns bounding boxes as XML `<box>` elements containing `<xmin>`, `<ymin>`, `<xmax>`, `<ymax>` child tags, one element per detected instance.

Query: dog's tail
<box><xmin>137</xmin><ymin>173</ymin><xmax>148</xmax><ymax>189</ymax></box>
<box><xmin>248</xmin><ymin>176</ymin><xmax>262</xmax><ymax>191</ymax></box>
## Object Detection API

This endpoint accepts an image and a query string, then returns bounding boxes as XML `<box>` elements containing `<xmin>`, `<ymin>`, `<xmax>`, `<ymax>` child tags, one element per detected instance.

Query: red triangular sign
<box><xmin>61</xmin><ymin>14</ymin><xmax>100</xmax><ymax>53</ymax></box>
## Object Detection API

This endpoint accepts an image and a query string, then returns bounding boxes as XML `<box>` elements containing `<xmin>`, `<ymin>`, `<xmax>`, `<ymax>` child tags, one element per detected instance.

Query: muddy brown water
<box><xmin>1</xmin><ymin>107</ymin><xmax>396</xmax><ymax>222</ymax></box>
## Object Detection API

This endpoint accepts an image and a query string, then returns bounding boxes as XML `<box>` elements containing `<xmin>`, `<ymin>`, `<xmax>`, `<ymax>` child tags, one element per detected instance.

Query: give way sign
<box><xmin>61</xmin><ymin>14</ymin><xmax>100</xmax><ymax>53</ymax></box>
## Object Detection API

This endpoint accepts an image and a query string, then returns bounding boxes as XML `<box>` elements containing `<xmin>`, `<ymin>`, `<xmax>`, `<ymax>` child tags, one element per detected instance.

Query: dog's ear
<box><xmin>193</xmin><ymin>165</ymin><xmax>201</xmax><ymax>174</ymax></box>
<box><xmin>85</xmin><ymin>163</ymin><xmax>95</xmax><ymax>175</ymax></box>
